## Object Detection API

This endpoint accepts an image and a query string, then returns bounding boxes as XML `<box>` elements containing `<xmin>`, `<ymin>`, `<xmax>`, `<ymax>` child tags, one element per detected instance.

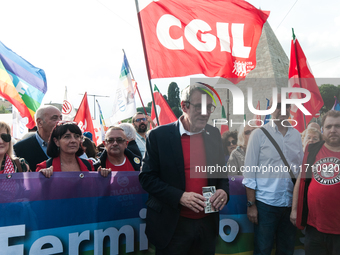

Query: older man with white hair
<box><xmin>14</xmin><ymin>105</ymin><xmax>62</xmax><ymax>171</ymax></box>
<box><xmin>118</xmin><ymin>123</ymin><xmax>142</xmax><ymax>157</ymax></box>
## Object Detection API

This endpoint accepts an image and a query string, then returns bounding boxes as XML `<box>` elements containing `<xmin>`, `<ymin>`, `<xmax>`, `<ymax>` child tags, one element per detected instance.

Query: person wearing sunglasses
<box><xmin>221</xmin><ymin>130</ymin><xmax>238</xmax><ymax>164</ymax></box>
<box><xmin>0</xmin><ymin>121</ymin><xmax>30</xmax><ymax>173</ymax></box>
<box><xmin>14</xmin><ymin>105</ymin><xmax>62</xmax><ymax>171</ymax></box>
<box><xmin>132</xmin><ymin>112</ymin><xmax>156</xmax><ymax>157</ymax></box>
<box><xmin>94</xmin><ymin>126</ymin><xmax>141</xmax><ymax>172</ymax></box>
<box><xmin>36</xmin><ymin>121</ymin><xmax>110</xmax><ymax>178</ymax></box>
<box><xmin>227</xmin><ymin>125</ymin><xmax>257</xmax><ymax>176</ymax></box>
<box><xmin>139</xmin><ymin>84</ymin><xmax>229</xmax><ymax>254</ymax></box>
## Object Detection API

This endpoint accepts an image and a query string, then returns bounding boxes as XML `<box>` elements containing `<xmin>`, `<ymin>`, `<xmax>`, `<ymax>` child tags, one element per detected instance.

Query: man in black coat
<box><xmin>14</xmin><ymin>105</ymin><xmax>62</xmax><ymax>171</ymax></box>
<box><xmin>94</xmin><ymin>126</ymin><xmax>141</xmax><ymax>171</ymax></box>
<box><xmin>139</xmin><ymin>84</ymin><xmax>229</xmax><ymax>254</ymax></box>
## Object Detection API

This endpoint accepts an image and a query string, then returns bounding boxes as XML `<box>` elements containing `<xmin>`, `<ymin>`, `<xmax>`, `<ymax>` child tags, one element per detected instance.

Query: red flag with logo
<box><xmin>74</xmin><ymin>92</ymin><xmax>98</xmax><ymax>145</ymax></box>
<box><xmin>137</xmin><ymin>0</ymin><xmax>269</xmax><ymax>83</ymax></box>
<box><xmin>151</xmin><ymin>85</ymin><xmax>177</xmax><ymax>128</ymax></box>
<box><xmin>288</xmin><ymin>34</ymin><xmax>324</xmax><ymax>132</ymax></box>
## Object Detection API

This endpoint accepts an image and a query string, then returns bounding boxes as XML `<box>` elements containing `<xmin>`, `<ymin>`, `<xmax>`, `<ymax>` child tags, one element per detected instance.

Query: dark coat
<box><xmin>127</xmin><ymin>140</ymin><xmax>142</xmax><ymax>158</ymax></box>
<box><xmin>139</xmin><ymin>120</ymin><xmax>229</xmax><ymax>249</ymax></box>
<box><xmin>13</xmin><ymin>135</ymin><xmax>48</xmax><ymax>172</ymax></box>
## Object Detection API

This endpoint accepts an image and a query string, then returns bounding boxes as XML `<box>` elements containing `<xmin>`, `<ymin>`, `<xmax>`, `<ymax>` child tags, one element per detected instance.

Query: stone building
<box><xmin>206</xmin><ymin>21</ymin><xmax>290</xmax><ymax>130</ymax></box>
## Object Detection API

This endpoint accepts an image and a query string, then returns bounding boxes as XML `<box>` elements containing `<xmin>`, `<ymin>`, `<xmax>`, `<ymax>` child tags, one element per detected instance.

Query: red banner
<box><xmin>74</xmin><ymin>92</ymin><xmax>98</xmax><ymax>145</ymax></box>
<box><xmin>137</xmin><ymin>0</ymin><xmax>269</xmax><ymax>82</ymax></box>
<box><xmin>288</xmin><ymin>38</ymin><xmax>324</xmax><ymax>132</ymax></box>
<box><xmin>151</xmin><ymin>87</ymin><xmax>177</xmax><ymax>127</ymax></box>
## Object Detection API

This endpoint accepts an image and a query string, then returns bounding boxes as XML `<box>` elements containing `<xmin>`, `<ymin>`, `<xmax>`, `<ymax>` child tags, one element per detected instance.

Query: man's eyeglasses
<box><xmin>187</xmin><ymin>102</ymin><xmax>216</xmax><ymax>113</ymax></box>
<box><xmin>134</xmin><ymin>118</ymin><xmax>147</xmax><ymax>123</ymax></box>
<box><xmin>276</xmin><ymin>103</ymin><xmax>291</xmax><ymax>109</ymax></box>
<box><xmin>226</xmin><ymin>139</ymin><xmax>237</xmax><ymax>146</ymax></box>
<box><xmin>0</xmin><ymin>133</ymin><xmax>11</xmax><ymax>143</ymax></box>
<box><xmin>105</xmin><ymin>138</ymin><xmax>126</xmax><ymax>144</ymax></box>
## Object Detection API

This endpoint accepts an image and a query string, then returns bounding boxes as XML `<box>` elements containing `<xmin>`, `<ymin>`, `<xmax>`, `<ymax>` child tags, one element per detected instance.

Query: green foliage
<box><xmin>171</xmin><ymin>107</ymin><xmax>182</xmax><ymax>118</ymax></box>
<box><xmin>136</xmin><ymin>107</ymin><xmax>151</xmax><ymax>115</ymax></box>
<box><xmin>0</xmin><ymin>105</ymin><xmax>9</xmax><ymax>113</ymax></box>
<box><xmin>319</xmin><ymin>84</ymin><xmax>340</xmax><ymax>113</ymax></box>
<box><xmin>147</xmin><ymin>101</ymin><xmax>152</xmax><ymax>108</ymax></box>
<box><xmin>121</xmin><ymin>117</ymin><xmax>132</xmax><ymax>123</ymax></box>
<box><xmin>167</xmin><ymin>82</ymin><xmax>181</xmax><ymax>109</ymax></box>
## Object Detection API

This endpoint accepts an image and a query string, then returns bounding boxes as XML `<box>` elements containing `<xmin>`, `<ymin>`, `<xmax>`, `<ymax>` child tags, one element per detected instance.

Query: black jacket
<box><xmin>14</xmin><ymin>135</ymin><xmax>48</xmax><ymax>172</ymax></box>
<box><xmin>139</xmin><ymin>120</ymin><xmax>229</xmax><ymax>249</ymax></box>
<box><xmin>94</xmin><ymin>148</ymin><xmax>141</xmax><ymax>171</ymax></box>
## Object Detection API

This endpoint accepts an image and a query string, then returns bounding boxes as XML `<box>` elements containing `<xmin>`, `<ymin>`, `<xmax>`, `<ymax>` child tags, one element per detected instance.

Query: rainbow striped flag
<box><xmin>0</xmin><ymin>41</ymin><xmax>47</xmax><ymax>129</ymax></box>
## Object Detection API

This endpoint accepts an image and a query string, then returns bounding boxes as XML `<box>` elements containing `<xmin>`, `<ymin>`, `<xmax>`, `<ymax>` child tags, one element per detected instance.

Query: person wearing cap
<box><xmin>94</xmin><ymin>126</ymin><xmax>141</xmax><ymax>171</ymax></box>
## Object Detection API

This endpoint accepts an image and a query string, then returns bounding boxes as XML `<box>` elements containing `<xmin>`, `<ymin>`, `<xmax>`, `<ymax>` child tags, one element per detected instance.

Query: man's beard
<box><xmin>137</xmin><ymin>124</ymin><xmax>147</xmax><ymax>133</ymax></box>
<box><xmin>324</xmin><ymin>135</ymin><xmax>340</xmax><ymax>147</ymax></box>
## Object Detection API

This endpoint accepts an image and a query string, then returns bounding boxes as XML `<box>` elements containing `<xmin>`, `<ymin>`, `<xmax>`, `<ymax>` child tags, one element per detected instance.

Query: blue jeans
<box><xmin>253</xmin><ymin>200</ymin><xmax>296</xmax><ymax>255</ymax></box>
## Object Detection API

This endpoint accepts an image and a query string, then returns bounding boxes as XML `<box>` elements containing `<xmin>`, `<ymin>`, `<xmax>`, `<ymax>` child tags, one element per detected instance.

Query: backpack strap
<box><xmin>260</xmin><ymin>127</ymin><xmax>296</xmax><ymax>185</ymax></box>
<box><xmin>14</xmin><ymin>158</ymin><xmax>23</xmax><ymax>172</ymax></box>
<box><xmin>80</xmin><ymin>158</ymin><xmax>92</xmax><ymax>171</ymax></box>
<box><xmin>46</xmin><ymin>158</ymin><xmax>53</xmax><ymax>168</ymax></box>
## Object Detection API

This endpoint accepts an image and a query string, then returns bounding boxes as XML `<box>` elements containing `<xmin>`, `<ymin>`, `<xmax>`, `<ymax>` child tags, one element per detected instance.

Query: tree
<box><xmin>167</xmin><ymin>82</ymin><xmax>182</xmax><ymax>118</ymax></box>
<box><xmin>319</xmin><ymin>84</ymin><xmax>340</xmax><ymax>113</ymax></box>
<box><xmin>136</xmin><ymin>106</ymin><xmax>151</xmax><ymax>114</ymax></box>
<box><xmin>167</xmin><ymin>82</ymin><xmax>181</xmax><ymax>109</ymax></box>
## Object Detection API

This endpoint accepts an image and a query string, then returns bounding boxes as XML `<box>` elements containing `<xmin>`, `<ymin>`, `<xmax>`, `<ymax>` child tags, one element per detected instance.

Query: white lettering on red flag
<box><xmin>137</xmin><ymin>0</ymin><xmax>269</xmax><ymax>82</ymax></box>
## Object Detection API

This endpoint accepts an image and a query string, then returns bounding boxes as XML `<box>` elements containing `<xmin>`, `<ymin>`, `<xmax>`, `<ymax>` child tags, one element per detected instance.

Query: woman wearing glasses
<box><xmin>221</xmin><ymin>130</ymin><xmax>238</xmax><ymax>164</ymax></box>
<box><xmin>227</xmin><ymin>125</ymin><xmax>256</xmax><ymax>176</ymax></box>
<box><xmin>37</xmin><ymin>121</ymin><xmax>110</xmax><ymax>178</ymax></box>
<box><xmin>0</xmin><ymin>121</ymin><xmax>30</xmax><ymax>173</ymax></box>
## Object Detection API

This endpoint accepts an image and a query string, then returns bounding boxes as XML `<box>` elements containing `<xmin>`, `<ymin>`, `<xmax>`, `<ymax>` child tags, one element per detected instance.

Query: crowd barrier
<box><xmin>0</xmin><ymin>172</ymin><xmax>305</xmax><ymax>255</ymax></box>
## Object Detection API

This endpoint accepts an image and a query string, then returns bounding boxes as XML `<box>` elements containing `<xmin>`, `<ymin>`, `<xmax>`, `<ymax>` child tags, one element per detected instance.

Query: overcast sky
<box><xmin>1</xmin><ymin>0</ymin><xmax>339</xmax><ymax>121</ymax></box>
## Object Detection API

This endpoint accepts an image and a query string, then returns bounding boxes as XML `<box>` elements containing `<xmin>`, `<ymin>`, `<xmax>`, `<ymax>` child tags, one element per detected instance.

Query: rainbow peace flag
<box><xmin>0</xmin><ymin>41</ymin><xmax>47</xmax><ymax>128</ymax></box>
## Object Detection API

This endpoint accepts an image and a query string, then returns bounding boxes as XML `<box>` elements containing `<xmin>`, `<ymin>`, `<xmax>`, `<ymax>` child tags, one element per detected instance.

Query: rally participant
<box><xmin>291</xmin><ymin>110</ymin><xmax>340</xmax><ymax>255</ymax></box>
<box><xmin>37</xmin><ymin>121</ymin><xmax>110</xmax><ymax>178</ymax></box>
<box><xmin>0</xmin><ymin>121</ymin><xmax>30</xmax><ymax>173</ymax></box>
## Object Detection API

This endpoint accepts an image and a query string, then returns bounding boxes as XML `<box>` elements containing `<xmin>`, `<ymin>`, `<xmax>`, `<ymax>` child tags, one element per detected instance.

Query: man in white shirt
<box><xmin>243</xmin><ymin>95</ymin><xmax>303</xmax><ymax>255</ymax></box>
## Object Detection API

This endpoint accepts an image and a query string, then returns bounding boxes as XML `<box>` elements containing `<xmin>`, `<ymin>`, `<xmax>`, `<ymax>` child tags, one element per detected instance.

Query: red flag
<box><xmin>137</xmin><ymin>0</ymin><xmax>269</xmax><ymax>83</ymax></box>
<box><xmin>220</xmin><ymin>125</ymin><xmax>229</xmax><ymax>135</ymax></box>
<box><xmin>74</xmin><ymin>92</ymin><xmax>98</xmax><ymax>145</ymax></box>
<box><xmin>253</xmin><ymin>100</ymin><xmax>262</xmax><ymax>126</ymax></box>
<box><xmin>288</xmin><ymin>33</ymin><xmax>324</xmax><ymax>132</ymax></box>
<box><xmin>151</xmin><ymin>85</ymin><xmax>177</xmax><ymax>128</ymax></box>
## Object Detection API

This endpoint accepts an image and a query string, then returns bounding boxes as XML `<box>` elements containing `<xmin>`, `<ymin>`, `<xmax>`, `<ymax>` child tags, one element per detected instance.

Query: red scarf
<box><xmin>3</xmin><ymin>154</ymin><xmax>15</xmax><ymax>173</ymax></box>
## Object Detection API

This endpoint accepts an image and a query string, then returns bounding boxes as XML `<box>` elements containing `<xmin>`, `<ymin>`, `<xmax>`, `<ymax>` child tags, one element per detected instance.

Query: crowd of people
<box><xmin>1</xmin><ymin>83</ymin><xmax>338</xmax><ymax>255</ymax></box>
<box><xmin>3</xmin><ymin>106</ymin><xmax>153</xmax><ymax>177</ymax></box>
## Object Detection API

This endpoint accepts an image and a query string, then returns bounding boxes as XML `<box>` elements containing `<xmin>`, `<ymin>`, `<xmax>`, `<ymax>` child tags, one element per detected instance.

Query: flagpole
<box><xmin>292</xmin><ymin>28</ymin><xmax>307</xmax><ymax>130</ymax></box>
<box><xmin>122</xmin><ymin>49</ymin><xmax>148</xmax><ymax>115</ymax></box>
<box><xmin>134</xmin><ymin>0</ymin><xmax>160</xmax><ymax>126</ymax></box>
